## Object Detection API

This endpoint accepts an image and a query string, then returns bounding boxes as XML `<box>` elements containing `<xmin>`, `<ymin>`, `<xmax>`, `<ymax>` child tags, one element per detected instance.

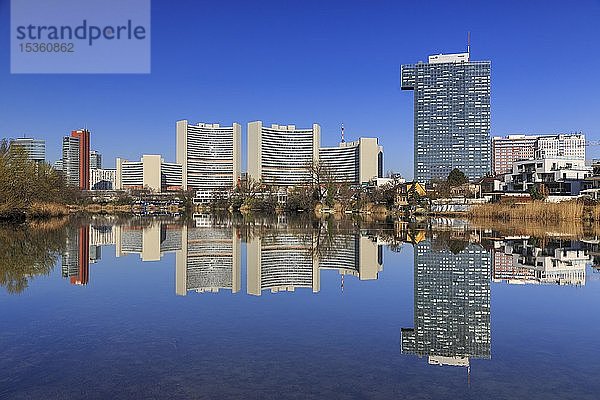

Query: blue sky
<box><xmin>1</xmin><ymin>0</ymin><xmax>599</xmax><ymax>178</ymax></box>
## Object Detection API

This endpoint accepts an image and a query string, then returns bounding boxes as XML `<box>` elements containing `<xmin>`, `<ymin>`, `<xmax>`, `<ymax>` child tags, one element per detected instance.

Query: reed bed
<box><xmin>468</xmin><ymin>201</ymin><xmax>583</xmax><ymax>222</ymax></box>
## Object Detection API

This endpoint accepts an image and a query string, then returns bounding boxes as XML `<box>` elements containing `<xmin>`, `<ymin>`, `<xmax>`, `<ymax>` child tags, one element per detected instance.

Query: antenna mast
<box><xmin>467</xmin><ymin>32</ymin><xmax>471</xmax><ymax>54</ymax></box>
<box><xmin>341</xmin><ymin>123</ymin><xmax>345</xmax><ymax>143</ymax></box>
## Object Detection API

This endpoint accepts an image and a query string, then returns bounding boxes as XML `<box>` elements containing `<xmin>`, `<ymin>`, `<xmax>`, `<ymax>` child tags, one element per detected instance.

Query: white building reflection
<box><xmin>492</xmin><ymin>238</ymin><xmax>589</xmax><ymax>286</ymax></box>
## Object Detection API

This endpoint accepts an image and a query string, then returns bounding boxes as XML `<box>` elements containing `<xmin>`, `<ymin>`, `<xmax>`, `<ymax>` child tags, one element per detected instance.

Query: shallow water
<box><xmin>1</xmin><ymin>215</ymin><xmax>599</xmax><ymax>399</ymax></box>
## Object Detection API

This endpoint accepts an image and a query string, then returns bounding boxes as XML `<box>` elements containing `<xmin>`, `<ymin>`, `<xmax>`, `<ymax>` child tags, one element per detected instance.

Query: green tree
<box><xmin>447</xmin><ymin>168</ymin><xmax>468</xmax><ymax>187</ymax></box>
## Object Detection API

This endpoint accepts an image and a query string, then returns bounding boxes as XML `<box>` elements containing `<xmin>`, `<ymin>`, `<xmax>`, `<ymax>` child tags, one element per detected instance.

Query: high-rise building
<box><xmin>71</xmin><ymin>129</ymin><xmax>90</xmax><ymax>190</ymax></box>
<box><xmin>62</xmin><ymin>136</ymin><xmax>81</xmax><ymax>187</ymax></box>
<box><xmin>491</xmin><ymin>133</ymin><xmax>586</xmax><ymax>175</ymax></box>
<box><xmin>401</xmin><ymin>238</ymin><xmax>491</xmax><ymax>368</ymax></box>
<box><xmin>176</xmin><ymin>120</ymin><xmax>241</xmax><ymax>193</ymax></box>
<box><xmin>248</xmin><ymin>122</ymin><xmax>321</xmax><ymax>187</ymax></box>
<box><xmin>61</xmin><ymin>129</ymin><xmax>91</xmax><ymax>189</ymax></box>
<box><xmin>401</xmin><ymin>52</ymin><xmax>491</xmax><ymax>183</ymax></box>
<box><xmin>319</xmin><ymin>138</ymin><xmax>384</xmax><ymax>185</ymax></box>
<box><xmin>9</xmin><ymin>137</ymin><xmax>46</xmax><ymax>162</ymax></box>
<box><xmin>114</xmin><ymin>221</ymin><xmax>182</xmax><ymax>262</ymax></box>
<box><xmin>90</xmin><ymin>150</ymin><xmax>102</xmax><ymax>169</ymax></box>
<box><xmin>115</xmin><ymin>155</ymin><xmax>182</xmax><ymax>192</ymax></box>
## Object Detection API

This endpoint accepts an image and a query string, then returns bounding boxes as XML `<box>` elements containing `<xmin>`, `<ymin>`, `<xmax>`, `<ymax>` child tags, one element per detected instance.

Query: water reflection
<box><xmin>401</xmin><ymin>230</ymin><xmax>491</xmax><ymax>369</ymax></box>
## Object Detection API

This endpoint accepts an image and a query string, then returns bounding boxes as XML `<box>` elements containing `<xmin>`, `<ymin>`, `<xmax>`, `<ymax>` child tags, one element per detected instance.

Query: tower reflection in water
<box><xmin>401</xmin><ymin>233</ymin><xmax>491</xmax><ymax>369</ymax></box>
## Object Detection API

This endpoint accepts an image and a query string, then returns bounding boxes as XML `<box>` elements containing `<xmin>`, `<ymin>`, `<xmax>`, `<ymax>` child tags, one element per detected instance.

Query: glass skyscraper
<box><xmin>401</xmin><ymin>52</ymin><xmax>491</xmax><ymax>183</ymax></box>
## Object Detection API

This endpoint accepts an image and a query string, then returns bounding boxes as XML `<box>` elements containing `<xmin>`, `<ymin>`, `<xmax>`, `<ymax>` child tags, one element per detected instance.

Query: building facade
<box><xmin>402</xmin><ymin>52</ymin><xmax>491</xmax><ymax>184</ymax></box>
<box><xmin>248</xmin><ymin>122</ymin><xmax>320</xmax><ymax>187</ymax></box>
<box><xmin>90</xmin><ymin>168</ymin><xmax>116</xmax><ymax>190</ymax></box>
<box><xmin>116</xmin><ymin>155</ymin><xmax>182</xmax><ymax>192</ymax></box>
<box><xmin>62</xmin><ymin>136</ymin><xmax>81</xmax><ymax>187</ymax></box>
<box><xmin>90</xmin><ymin>150</ymin><xmax>102</xmax><ymax>170</ymax></box>
<box><xmin>176</xmin><ymin>120</ymin><xmax>241</xmax><ymax>193</ymax></box>
<box><xmin>9</xmin><ymin>137</ymin><xmax>46</xmax><ymax>162</ymax></box>
<box><xmin>70</xmin><ymin>129</ymin><xmax>90</xmax><ymax>190</ymax></box>
<box><xmin>492</xmin><ymin>133</ymin><xmax>586</xmax><ymax>175</ymax></box>
<box><xmin>505</xmin><ymin>157</ymin><xmax>592</xmax><ymax>195</ymax></box>
<box><xmin>319</xmin><ymin>138</ymin><xmax>383</xmax><ymax>185</ymax></box>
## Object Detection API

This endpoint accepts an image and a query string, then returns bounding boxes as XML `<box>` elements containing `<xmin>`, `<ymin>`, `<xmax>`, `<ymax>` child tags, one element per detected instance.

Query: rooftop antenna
<box><xmin>341</xmin><ymin>123</ymin><xmax>345</xmax><ymax>144</ymax></box>
<box><xmin>467</xmin><ymin>31</ymin><xmax>471</xmax><ymax>55</ymax></box>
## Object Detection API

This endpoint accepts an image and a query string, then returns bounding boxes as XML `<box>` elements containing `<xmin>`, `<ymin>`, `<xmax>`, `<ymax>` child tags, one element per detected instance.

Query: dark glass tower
<box><xmin>402</xmin><ymin>52</ymin><xmax>491</xmax><ymax>183</ymax></box>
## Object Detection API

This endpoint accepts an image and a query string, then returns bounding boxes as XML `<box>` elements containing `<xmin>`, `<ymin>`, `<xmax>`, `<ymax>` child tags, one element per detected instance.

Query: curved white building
<box><xmin>176</xmin><ymin>120</ymin><xmax>241</xmax><ymax>192</ymax></box>
<box><xmin>248</xmin><ymin>122</ymin><xmax>320</xmax><ymax>186</ymax></box>
<box><xmin>319</xmin><ymin>138</ymin><xmax>383</xmax><ymax>185</ymax></box>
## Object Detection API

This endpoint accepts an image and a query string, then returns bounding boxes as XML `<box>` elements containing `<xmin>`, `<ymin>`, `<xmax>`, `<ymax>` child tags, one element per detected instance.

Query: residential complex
<box><xmin>402</xmin><ymin>52</ymin><xmax>491</xmax><ymax>183</ymax></box>
<box><xmin>504</xmin><ymin>157</ymin><xmax>592</xmax><ymax>195</ymax></box>
<box><xmin>176</xmin><ymin>120</ymin><xmax>241</xmax><ymax>193</ymax></box>
<box><xmin>492</xmin><ymin>133</ymin><xmax>586</xmax><ymax>175</ymax></box>
<box><xmin>319</xmin><ymin>138</ymin><xmax>383</xmax><ymax>185</ymax></box>
<box><xmin>115</xmin><ymin>155</ymin><xmax>182</xmax><ymax>192</ymax></box>
<box><xmin>248</xmin><ymin>122</ymin><xmax>320</xmax><ymax>186</ymax></box>
<box><xmin>9</xmin><ymin>137</ymin><xmax>46</xmax><ymax>162</ymax></box>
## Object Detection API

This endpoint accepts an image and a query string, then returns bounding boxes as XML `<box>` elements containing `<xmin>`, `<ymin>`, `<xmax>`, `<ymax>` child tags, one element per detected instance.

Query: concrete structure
<box><xmin>90</xmin><ymin>150</ymin><xmax>102</xmax><ymax>169</ymax></box>
<box><xmin>402</xmin><ymin>52</ymin><xmax>491</xmax><ymax>183</ymax></box>
<box><xmin>175</xmin><ymin>224</ymin><xmax>241</xmax><ymax>295</ymax></box>
<box><xmin>90</xmin><ymin>168</ymin><xmax>116</xmax><ymax>190</ymax></box>
<box><xmin>492</xmin><ymin>133</ymin><xmax>586</xmax><ymax>175</ymax></box>
<box><xmin>505</xmin><ymin>157</ymin><xmax>592</xmax><ymax>195</ymax></box>
<box><xmin>319</xmin><ymin>138</ymin><xmax>383</xmax><ymax>185</ymax></box>
<box><xmin>116</xmin><ymin>155</ymin><xmax>182</xmax><ymax>192</ymax></box>
<box><xmin>176</xmin><ymin>120</ymin><xmax>241</xmax><ymax>194</ymax></box>
<box><xmin>248</xmin><ymin>122</ymin><xmax>320</xmax><ymax>187</ymax></box>
<box><xmin>9</xmin><ymin>137</ymin><xmax>46</xmax><ymax>162</ymax></box>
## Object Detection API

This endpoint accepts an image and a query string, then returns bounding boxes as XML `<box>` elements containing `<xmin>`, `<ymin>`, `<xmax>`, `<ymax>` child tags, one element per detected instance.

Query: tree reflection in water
<box><xmin>0</xmin><ymin>219</ymin><xmax>67</xmax><ymax>294</ymax></box>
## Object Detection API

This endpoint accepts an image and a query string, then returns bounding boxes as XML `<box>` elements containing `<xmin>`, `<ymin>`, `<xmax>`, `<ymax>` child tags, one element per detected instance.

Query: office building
<box><xmin>115</xmin><ymin>155</ymin><xmax>182</xmax><ymax>192</ymax></box>
<box><xmin>90</xmin><ymin>168</ymin><xmax>116</xmax><ymax>190</ymax></box>
<box><xmin>248</xmin><ymin>122</ymin><xmax>320</xmax><ymax>187</ymax></box>
<box><xmin>176</xmin><ymin>120</ymin><xmax>241</xmax><ymax>193</ymax></box>
<box><xmin>401</xmin><ymin>239</ymin><xmax>491</xmax><ymax>367</ymax></box>
<box><xmin>62</xmin><ymin>136</ymin><xmax>80</xmax><ymax>187</ymax></box>
<box><xmin>319</xmin><ymin>138</ymin><xmax>384</xmax><ymax>185</ymax></box>
<box><xmin>61</xmin><ymin>129</ymin><xmax>91</xmax><ymax>189</ymax></box>
<box><xmin>401</xmin><ymin>52</ymin><xmax>491</xmax><ymax>183</ymax></box>
<box><xmin>492</xmin><ymin>133</ymin><xmax>586</xmax><ymax>175</ymax></box>
<box><xmin>71</xmin><ymin>129</ymin><xmax>90</xmax><ymax>190</ymax></box>
<box><xmin>9</xmin><ymin>137</ymin><xmax>46</xmax><ymax>162</ymax></box>
<box><xmin>90</xmin><ymin>150</ymin><xmax>102</xmax><ymax>169</ymax></box>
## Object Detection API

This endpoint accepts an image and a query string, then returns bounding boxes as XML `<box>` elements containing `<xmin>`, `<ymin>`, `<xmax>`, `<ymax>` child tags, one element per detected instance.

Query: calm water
<box><xmin>1</xmin><ymin>215</ymin><xmax>600</xmax><ymax>399</ymax></box>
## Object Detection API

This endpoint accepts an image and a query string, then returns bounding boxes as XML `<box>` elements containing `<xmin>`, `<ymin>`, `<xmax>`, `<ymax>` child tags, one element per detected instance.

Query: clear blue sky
<box><xmin>1</xmin><ymin>0</ymin><xmax>599</xmax><ymax>178</ymax></box>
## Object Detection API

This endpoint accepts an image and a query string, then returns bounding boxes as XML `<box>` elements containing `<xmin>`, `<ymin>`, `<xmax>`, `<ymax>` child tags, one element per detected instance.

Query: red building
<box><xmin>71</xmin><ymin>129</ymin><xmax>90</xmax><ymax>190</ymax></box>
